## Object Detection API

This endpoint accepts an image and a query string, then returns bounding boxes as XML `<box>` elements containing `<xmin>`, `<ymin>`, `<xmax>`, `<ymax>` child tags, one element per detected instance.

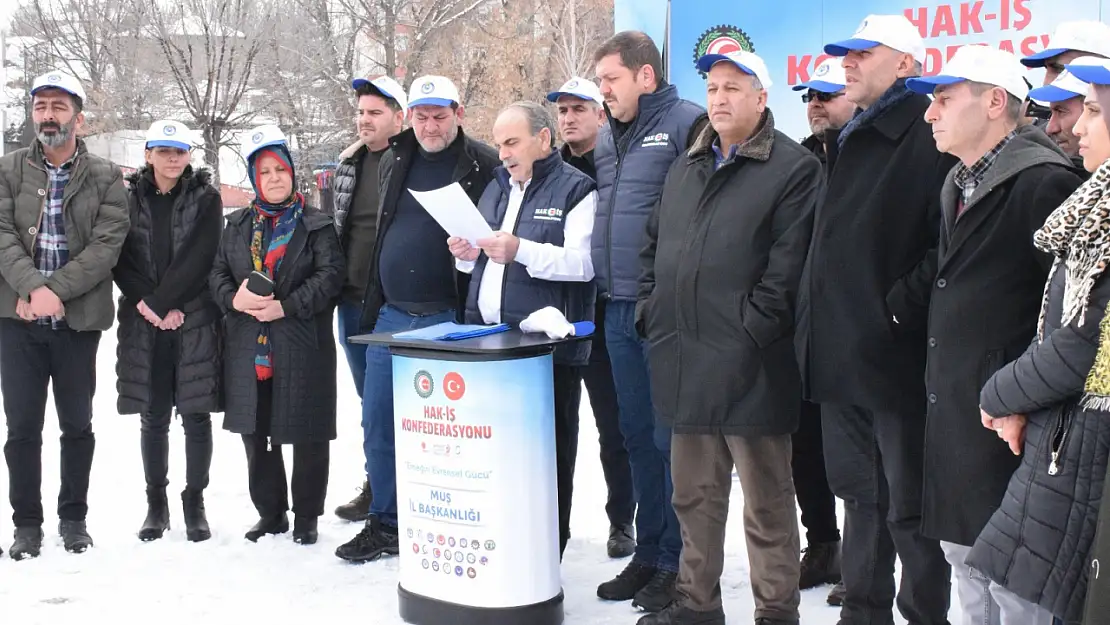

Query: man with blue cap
<box><xmin>909</xmin><ymin>43</ymin><xmax>1081</xmax><ymax>625</ymax></box>
<box><xmin>0</xmin><ymin>69</ymin><xmax>129</xmax><ymax>559</ymax></box>
<box><xmin>795</xmin><ymin>14</ymin><xmax>957</xmax><ymax>625</ymax></box>
<box><xmin>332</xmin><ymin>74</ymin><xmax>407</xmax><ymax>524</ymax></box>
<box><xmin>1028</xmin><ymin>70</ymin><xmax>1099</xmax><ymax>172</ymax></box>
<box><xmin>795</xmin><ymin>57</ymin><xmax>854</xmax><ymax>166</ymax></box>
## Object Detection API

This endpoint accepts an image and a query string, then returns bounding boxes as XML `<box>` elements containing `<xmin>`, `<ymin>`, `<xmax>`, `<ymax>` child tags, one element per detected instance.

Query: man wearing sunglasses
<box><xmin>795</xmin><ymin>58</ymin><xmax>855</xmax><ymax>165</ymax></box>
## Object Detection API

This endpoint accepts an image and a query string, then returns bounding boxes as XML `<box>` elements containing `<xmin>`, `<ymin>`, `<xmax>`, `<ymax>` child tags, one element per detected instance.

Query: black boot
<box><xmin>138</xmin><ymin>487</ymin><xmax>171</xmax><ymax>541</ymax></box>
<box><xmin>597</xmin><ymin>560</ymin><xmax>658</xmax><ymax>601</ymax></box>
<box><xmin>245</xmin><ymin>512</ymin><xmax>288</xmax><ymax>542</ymax></box>
<box><xmin>182</xmin><ymin>489</ymin><xmax>211</xmax><ymax>542</ymax></box>
<box><xmin>293</xmin><ymin>516</ymin><xmax>319</xmax><ymax>545</ymax></box>
<box><xmin>334</xmin><ymin>515</ymin><xmax>400</xmax><ymax>562</ymax></box>
<box><xmin>799</xmin><ymin>540</ymin><xmax>841</xmax><ymax>589</ymax></box>
<box><xmin>633</xmin><ymin>569</ymin><xmax>680</xmax><ymax>613</ymax></box>
<box><xmin>9</xmin><ymin>526</ymin><xmax>44</xmax><ymax>560</ymax></box>
<box><xmin>608</xmin><ymin>523</ymin><xmax>636</xmax><ymax>558</ymax></box>
<box><xmin>59</xmin><ymin>519</ymin><xmax>94</xmax><ymax>553</ymax></box>
<box><xmin>334</xmin><ymin>479</ymin><xmax>373</xmax><ymax>522</ymax></box>
<box><xmin>637</xmin><ymin>602</ymin><xmax>725</xmax><ymax>625</ymax></box>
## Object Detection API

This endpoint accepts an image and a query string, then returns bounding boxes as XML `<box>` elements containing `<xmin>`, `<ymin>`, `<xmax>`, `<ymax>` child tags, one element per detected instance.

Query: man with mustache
<box><xmin>547</xmin><ymin>76</ymin><xmax>636</xmax><ymax>560</ymax></box>
<box><xmin>448</xmin><ymin>101</ymin><xmax>598</xmax><ymax>561</ymax></box>
<box><xmin>0</xmin><ymin>70</ymin><xmax>129</xmax><ymax>559</ymax></box>
<box><xmin>335</xmin><ymin>75</ymin><xmax>499</xmax><ymax>563</ymax></box>
<box><xmin>331</xmin><ymin>75</ymin><xmax>407</xmax><ymax>524</ymax></box>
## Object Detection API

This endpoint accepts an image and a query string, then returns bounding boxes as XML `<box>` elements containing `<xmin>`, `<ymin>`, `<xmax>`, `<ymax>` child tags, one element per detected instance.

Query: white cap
<box><xmin>824</xmin><ymin>14</ymin><xmax>927</xmax><ymax>64</ymax></box>
<box><xmin>695</xmin><ymin>50</ymin><xmax>773</xmax><ymax>89</ymax></box>
<box><xmin>1028</xmin><ymin>70</ymin><xmax>1087</xmax><ymax>103</ymax></box>
<box><xmin>351</xmin><ymin>75</ymin><xmax>408</xmax><ymax>113</ymax></box>
<box><xmin>1022</xmin><ymin>21</ymin><xmax>1110</xmax><ymax>68</ymax></box>
<box><xmin>546</xmin><ymin>77</ymin><xmax>603</xmax><ymax>105</ymax></box>
<box><xmin>907</xmin><ymin>45</ymin><xmax>1029</xmax><ymax>100</ymax></box>
<box><xmin>31</xmin><ymin>70</ymin><xmax>86</xmax><ymax>103</ymax></box>
<box><xmin>408</xmin><ymin>76</ymin><xmax>461</xmax><ymax>109</ymax></box>
<box><xmin>1064</xmin><ymin>55</ymin><xmax>1110</xmax><ymax>87</ymax></box>
<box><xmin>792</xmin><ymin>57</ymin><xmax>847</xmax><ymax>92</ymax></box>
<box><xmin>144</xmin><ymin>120</ymin><xmax>195</xmax><ymax>150</ymax></box>
<box><xmin>241</xmin><ymin>124</ymin><xmax>288</xmax><ymax>161</ymax></box>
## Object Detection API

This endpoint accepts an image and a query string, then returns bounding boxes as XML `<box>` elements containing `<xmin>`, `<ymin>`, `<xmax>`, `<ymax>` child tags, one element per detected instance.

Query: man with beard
<box><xmin>335</xmin><ymin>75</ymin><xmax>499</xmax><ymax>563</ymax></box>
<box><xmin>331</xmin><ymin>75</ymin><xmax>407</xmax><ymax>523</ymax></box>
<box><xmin>0</xmin><ymin>70</ymin><xmax>129</xmax><ymax>559</ymax></box>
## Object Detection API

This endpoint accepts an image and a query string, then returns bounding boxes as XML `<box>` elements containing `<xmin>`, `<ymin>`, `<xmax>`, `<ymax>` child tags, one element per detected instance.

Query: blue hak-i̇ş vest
<box><xmin>465</xmin><ymin>150</ymin><xmax>597</xmax><ymax>367</ymax></box>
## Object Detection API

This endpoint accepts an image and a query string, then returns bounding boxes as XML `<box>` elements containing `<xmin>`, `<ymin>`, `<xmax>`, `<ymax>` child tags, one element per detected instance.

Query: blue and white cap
<box><xmin>408</xmin><ymin>75</ymin><xmax>461</xmax><ymax>109</ymax></box>
<box><xmin>907</xmin><ymin>45</ymin><xmax>1029</xmax><ymax>100</ymax></box>
<box><xmin>241</xmin><ymin>124</ymin><xmax>288</xmax><ymax>161</ymax></box>
<box><xmin>824</xmin><ymin>14</ymin><xmax>926</xmax><ymax>64</ymax></box>
<box><xmin>145</xmin><ymin>120</ymin><xmax>194</xmax><ymax>151</ymax></box>
<box><xmin>695</xmin><ymin>49</ymin><xmax>773</xmax><ymax>89</ymax></box>
<box><xmin>351</xmin><ymin>75</ymin><xmax>408</xmax><ymax>113</ymax></box>
<box><xmin>1028</xmin><ymin>70</ymin><xmax>1087</xmax><ymax>103</ymax></box>
<box><xmin>1064</xmin><ymin>56</ymin><xmax>1110</xmax><ymax>86</ymax></box>
<box><xmin>1021</xmin><ymin>21</ymin><xmax>1110</xmax><ymax>68</ymax></box>
<box><xmin>31</xmin><ymin>70</ymin><xmax>87</xmax><ymax>103</ymax></box>
<box><xmin>546</xmin><ymin>77</ymin><xmax>603</xmax><ymax>104</ymax></box>
<box><xmin>792</xmin><ymin>58</ymin><xmax>847</xmax><ymax>93</ymax></box>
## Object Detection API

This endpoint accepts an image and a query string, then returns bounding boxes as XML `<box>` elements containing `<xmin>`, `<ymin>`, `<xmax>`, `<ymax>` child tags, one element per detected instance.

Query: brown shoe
<box><xmin>827</xmin><ymin>581</ymin><xmax>846</xmax><ymax>606</ymax></box>
<box><xmin>334</xmin><ymin>479</ymin><xmax>372</xmax><ymax>522</ymax></box>
<box><xmin>800</xmin><ymin>541</ymin><xmax>842</xmax><ymax>589</ymax></box>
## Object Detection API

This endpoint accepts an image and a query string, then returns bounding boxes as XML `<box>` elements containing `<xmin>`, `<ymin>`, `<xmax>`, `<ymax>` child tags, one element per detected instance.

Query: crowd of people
<box><xmin>3</xmin><ymin>9</ymin><xmax>1110</xmax><ymax>625</ymax></box>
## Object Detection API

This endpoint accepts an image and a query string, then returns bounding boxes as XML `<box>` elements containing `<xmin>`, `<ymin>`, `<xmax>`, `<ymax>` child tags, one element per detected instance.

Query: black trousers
<box><xmin>821</xmin><ymin>403</ymin><xmax>951</xmax><ymax>625</ymax></box>
<box><xmin>792</xmin><ymin>399</ymin><xmax>840</xmax><ymax>545</ymax></box>
<box><xmin>140</xmin><ymin>331</ymin><xmax>212</xmax><ymax>491</ymax></box>
<box><xmin>242</xmin><ymin>380</ymin><xmax>330</xmax><ymax>519</ymax></box>
<box><xmin>554</xmin><ymin>364</ymin><xmax>582</xmax><ymax>558</ymax></box>
<box><xmin>580</xmin><ymin>302</ymin><xmax>635</xmax><ymax>529</ymax></box>
<box><xmin>0</xmin><ymin>319</ymin><xmax>100</xmax><ymax>527</ymax></box>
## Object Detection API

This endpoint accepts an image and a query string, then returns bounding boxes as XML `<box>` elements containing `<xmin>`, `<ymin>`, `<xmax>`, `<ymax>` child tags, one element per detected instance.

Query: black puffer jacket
<box><xmin>968</xmin><ymin>262</ymin><xmax>1110</xmax><ymax>622</ymax></box>
<box><xmin>209</xmin><ymin>205</ymin><xmax>343</xmax><ymax>444</ymax></box>
<box><xmin>113</xmin><ymin>166</ymin><xmax>223</xmax><ymax>415</ymax></box>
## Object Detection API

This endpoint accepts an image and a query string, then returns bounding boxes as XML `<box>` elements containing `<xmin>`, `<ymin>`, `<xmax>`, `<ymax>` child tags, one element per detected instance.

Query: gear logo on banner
<box><xmin>693</xmin><ymin>24</ymin><xmax>755</xmax><ymax>77</ymax></box>
<box><xmin>414</xmin><ymin>370</ymin><xmax>434</xmax><ymax>398</ymax></box>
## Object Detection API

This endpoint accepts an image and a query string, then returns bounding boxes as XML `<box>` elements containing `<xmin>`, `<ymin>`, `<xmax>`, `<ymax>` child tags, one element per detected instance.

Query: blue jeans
<box><xmin>364</xmin><ymin>304</ymin><xmax>457</xmax><ymax>526</ymax></box>
<box><xmin>605</xmin><ymin>300</ymin><xmax>681</xmax><ymax>572</ymax></box>
<box><xmin>338</xmin><ymin>301</ymin><xmax>370</xmax><ymax>476</ymax></box>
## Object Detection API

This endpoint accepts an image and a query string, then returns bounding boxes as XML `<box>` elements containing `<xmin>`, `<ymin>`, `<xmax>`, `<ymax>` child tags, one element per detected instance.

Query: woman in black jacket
<box><xmin>968</xmin><ymin>58</ymin><xmax>1110</xmax><ymax>623</ymax></box>
<box><xmin>210</xmin><ymin>124</ymin><xmax>343</xmax><ymax>545</ymax></box>
<box><xmin>114</xmin><ymin>120</ymin><xmax>223</xmax><ymax>543</ymax></box>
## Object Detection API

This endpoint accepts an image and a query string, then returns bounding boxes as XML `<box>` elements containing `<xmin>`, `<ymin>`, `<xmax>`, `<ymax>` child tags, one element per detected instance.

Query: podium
<box><xmin>349</xmin><ymin>329</ymin><xmax>581</xmax><ymax>625</ymax></box>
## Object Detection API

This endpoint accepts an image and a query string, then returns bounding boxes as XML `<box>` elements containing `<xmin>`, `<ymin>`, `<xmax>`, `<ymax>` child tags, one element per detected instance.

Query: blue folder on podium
<box><xmin>393</xmin><ymin>322</ymin><xmax>511</xmax><ymax>341</ymax></box>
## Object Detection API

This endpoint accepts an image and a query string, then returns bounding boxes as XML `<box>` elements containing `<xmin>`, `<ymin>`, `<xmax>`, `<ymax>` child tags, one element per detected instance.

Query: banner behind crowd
<box><xmin>616</xmin><ymin>0</ymin><xmax>1110</xmax><ymax>139</ymax></box>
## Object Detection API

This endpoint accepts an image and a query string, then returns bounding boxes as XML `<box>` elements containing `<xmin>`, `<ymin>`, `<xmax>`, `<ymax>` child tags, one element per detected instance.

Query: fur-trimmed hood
<box><xmin>686</xmin><ymin>108</ymin><xmax>776</xmax><ymax>163</ymax></box>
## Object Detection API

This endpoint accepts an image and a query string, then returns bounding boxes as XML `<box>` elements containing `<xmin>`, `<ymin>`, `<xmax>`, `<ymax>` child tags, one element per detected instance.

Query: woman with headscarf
<box><xmin>210</xmin><ymin>124</ymin><xmax>343</xmax><ymax>545</ymax></box>
<box><xmin>113</xmin><ymin>120</ymin><xmax>222</xmax><ymax>543</ymax></box>
<box><xmin>964</xmin><ymin>56</ymin><xmax>1110</xmax><ymax>624</ymax></box>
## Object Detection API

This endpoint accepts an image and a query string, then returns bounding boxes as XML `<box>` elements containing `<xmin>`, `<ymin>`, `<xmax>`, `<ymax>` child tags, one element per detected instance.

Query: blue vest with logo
<box><xmin>465</xmin><ymin>150</ymin><xmax>597</xmax><ymax>366</ymax></box>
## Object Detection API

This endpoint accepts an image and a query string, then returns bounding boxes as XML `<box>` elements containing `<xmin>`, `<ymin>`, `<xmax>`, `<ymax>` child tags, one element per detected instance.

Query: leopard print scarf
<box><xmin>1033</xmin><ymin>159</ymin><xmax>1110</xmax><ymax>343</ymax></box>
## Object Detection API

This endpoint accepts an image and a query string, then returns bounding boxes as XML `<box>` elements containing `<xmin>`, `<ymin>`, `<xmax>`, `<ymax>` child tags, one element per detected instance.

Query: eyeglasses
<box><xmin>801</xmin><ymin>91</ymin><xmax>844</xmax><ymax>103</ymax></box>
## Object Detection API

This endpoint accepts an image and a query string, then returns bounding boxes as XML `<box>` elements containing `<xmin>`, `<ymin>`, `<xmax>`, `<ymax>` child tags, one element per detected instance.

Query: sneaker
<box><xmin>636</xmin><ymin>601</ymin><xmax>725</xmax><ymax>625</ymax></box>
<box><xmin>597</xmin><ymin>561</ymin><xmax>658</xmax><ymax>601</ymax></box>
<box><xmin>827</xmin><ymin>581</ymin><xmax>846</xmax><ymax>606</ymax></box>
<box><xmin>633</xmin><ymin>569</ymin><xmax>680</xmax><ymax>612</ymax></box>
<box><xmin>59</xmin><ymin>520</ymin><xmax>93</xmax><ymax>554</ymax></box>
<box><xmin>335</xmin><ymin>515</ymin><xmax>399</xmax><ymax>562</ymax></box>
<box><xmin>608</xmin><ymin>523</ymin><xmax>635</xmax><ymax>558</ymax></box>
<box><xmin>9</xmin><ymin>526</ymin><xmax>44</xmax><ymax>560</ymax></box>
<box><xmin>799</xmin><ymin>541</ymin><xmax>842</xmax><ymax>589</ymax></box>
<box><xmin>334</xmin><ymin>480</ymin><xmax>373</xmax><ymax>522</ymax></box>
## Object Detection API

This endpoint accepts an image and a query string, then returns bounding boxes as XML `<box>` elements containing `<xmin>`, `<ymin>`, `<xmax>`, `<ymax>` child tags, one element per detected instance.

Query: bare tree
<box><xmin>544</xmin><ymin>0</ymin><xmax>615</xmax><ymax>80</ymax></box>
<box><xmin>135</xmin><ymin>0</ymin><xmax>276</xmax><ymax>183</ymax></box>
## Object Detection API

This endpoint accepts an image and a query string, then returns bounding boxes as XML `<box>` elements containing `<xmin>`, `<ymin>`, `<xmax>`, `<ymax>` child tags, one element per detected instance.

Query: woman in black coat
<box><xmin>968</xmin><ymin>61</ymin><xmax>1110</xmax><ymax>624</ymax></box>
<box><xmin>210</xmin><ymin>125</ymin><xmax>343</xmax><ymax>545</ymax></box>
<box><xmin>113</xmin><ymin>120</ymin><xmax>223</xmax><ymax>543</ymax></box>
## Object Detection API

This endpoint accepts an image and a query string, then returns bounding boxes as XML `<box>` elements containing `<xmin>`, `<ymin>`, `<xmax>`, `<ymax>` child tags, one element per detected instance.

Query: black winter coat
<box><xmin>796</xmin><ymin>92</ymin><xmax>959</xmax><ymax>414</ymax></box>
<box><xmin>1086</xmin><ymin>465</ymin><xmax>1110</xmax><ymax>624</ymax></box>
<box><xmin>357</xmin><ymin>128</ymin><xmax>499</xmax><ymax>333</ymax></box>
<box><xmin>967</xmin><ymin>260</ymin><xmax>1110</xmax><ymax>622</ymax></box>
<box><xmin>210</xmin><ymin>206</ymin><xmax>343</xmax><ymax>444</ymax></box>
<box><xmin>637</xmin><ymin>111</ymin><xmax>821</xmax><ymax>437</ymax></box>
<box><xmin>113</xmin><ymin>166</ymin><xmax>224</xmax><ymax>415</ymax></box>
<box><xmin>923</xmin><ymin>128</ymin><xmax>1083</xmax><ymax>546</ymax></box>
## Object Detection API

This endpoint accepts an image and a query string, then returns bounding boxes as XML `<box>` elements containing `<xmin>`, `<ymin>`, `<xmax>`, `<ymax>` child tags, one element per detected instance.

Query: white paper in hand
<box><xmin>409</xmin><ymin>183</ymin><xmax>494</xmax><ymax>245</ymax></box>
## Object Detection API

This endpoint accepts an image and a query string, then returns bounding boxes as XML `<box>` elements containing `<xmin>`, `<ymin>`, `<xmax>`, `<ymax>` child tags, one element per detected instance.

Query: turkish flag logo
<box><xmin>443</xmin><ymin>372</ymin><xmax>466</xmax><ymax>401</ymax></box>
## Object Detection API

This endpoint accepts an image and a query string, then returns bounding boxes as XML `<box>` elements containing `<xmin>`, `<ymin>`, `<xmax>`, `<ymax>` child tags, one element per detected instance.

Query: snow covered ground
<box><xmin>0</xmin><ymin>323</ymin><xmax>933</xmax><ymax>624</ymax></box>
